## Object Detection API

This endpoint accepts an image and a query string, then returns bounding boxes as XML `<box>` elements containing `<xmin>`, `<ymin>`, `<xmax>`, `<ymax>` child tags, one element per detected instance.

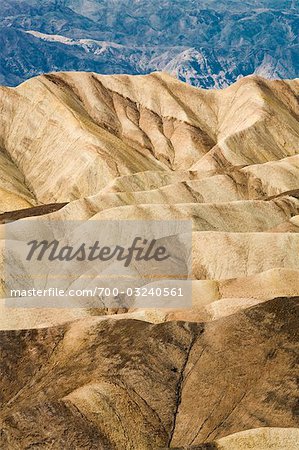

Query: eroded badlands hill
<box><xmin>0</xmin><ymin>71</ymin><xmax>299</xmax><ymax>207</ymax></box>
<box><xmin>0</xmin><ymin>72</ymin><xmax>299</xmax><ymax>321</ymax></box>
<box><xmin>0</xmin><ymin>72</ymin><xmax>298</xmax><ymax>449</ymax></box>
<box><xmin>0</xmin><ymin>298</ymin><xmax>298</xmax><ymax>449</ymax></box>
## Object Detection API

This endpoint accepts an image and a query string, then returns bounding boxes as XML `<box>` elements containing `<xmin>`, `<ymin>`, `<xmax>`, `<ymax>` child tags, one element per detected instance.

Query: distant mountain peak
<box><xmin>0</xmin><ymin>0</ymin><xmax>297</xmax><ymax>87</ymax></box>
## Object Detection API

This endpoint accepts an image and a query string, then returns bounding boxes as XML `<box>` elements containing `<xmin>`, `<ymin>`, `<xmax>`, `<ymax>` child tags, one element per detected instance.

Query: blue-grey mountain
<box><xmin>0</xmin><ymin>0</ymin><xmax>298</xmax><ymax>87</ymax></box>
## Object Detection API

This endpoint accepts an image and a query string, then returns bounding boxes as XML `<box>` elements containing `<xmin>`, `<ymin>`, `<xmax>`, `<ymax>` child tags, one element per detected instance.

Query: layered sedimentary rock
<box><xmin>0</xmin><ymin>72</ymin><xmax>298</xmax><ymax>448</ymax></box>
<box><xmin>166</xmin><ymin>428</ymin><xmax>299</xmax><ymax>450</ymax></box>
<box><xmin>0</xmin><ymin>72</ymin><xmax>298</xmax><ymax>206</ymax></box>
<box><xmin>0</xmin><ymin>72</ymin><xmax>299</xmax><ymax>323</ymax></box>
<box><xmin>0</xmin><ymin>298</ymin><xmax>298</xmax><ymax>449</ymax></box>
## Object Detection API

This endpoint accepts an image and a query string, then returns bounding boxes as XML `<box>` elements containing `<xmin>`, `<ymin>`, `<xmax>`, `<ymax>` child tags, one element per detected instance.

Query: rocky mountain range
<box><xmin>0</xmin><ymin>71</ymin><xmax>298</xmax><ymax>448</ymax></box>
<box><xmin>0</xmin><ymin>0</ymin><xmax>298</xmax><ymax>87</ymax></box>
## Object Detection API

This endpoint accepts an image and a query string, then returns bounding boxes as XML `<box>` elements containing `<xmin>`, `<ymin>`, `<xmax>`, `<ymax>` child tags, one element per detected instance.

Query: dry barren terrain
<box><xmin>0</xmin><ymin>72</ymin><xmax>298</xmax><ymax>449</ymax></box>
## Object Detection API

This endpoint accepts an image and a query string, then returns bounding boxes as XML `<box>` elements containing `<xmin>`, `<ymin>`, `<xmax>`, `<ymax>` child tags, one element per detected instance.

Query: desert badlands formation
<box><xmin>0</xmin><ymin>72</ymin><xmax>298</xmax><ymax>449</ymax></box>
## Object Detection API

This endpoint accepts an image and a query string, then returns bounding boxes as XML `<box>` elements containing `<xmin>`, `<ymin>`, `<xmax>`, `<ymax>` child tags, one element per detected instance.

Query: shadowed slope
<box><xmin>0</xmin><ymin>298</ymin><xmax>298</xmax><ymax>449</ymax></box>
<box><xmin>0</xmin><ymin>72</ymin><xmax>298</xmax><ymax>208</ymax></box>
<box><xmin>0</xmin><ymin>73</ymin><xmax>298</xmax><ymax>449</ymax></box>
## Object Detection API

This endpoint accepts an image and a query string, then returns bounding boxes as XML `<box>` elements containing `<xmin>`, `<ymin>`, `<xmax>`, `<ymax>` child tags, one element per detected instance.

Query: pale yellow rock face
<box><xmin>0</xmin><ymin>72</ymin><xmax>298</xmax><ymax>328</ymax></box>
<box><xmin>0</xmin><ymin>72</ymin><xmax>298</xmax><ymax>206</ymax></box>
<box><xmin>0</xmin><ymin>73</ymin><xmax>298</xmax><ymax>449</ymax></box>
<box><xmin>216</xmin><ymin>428</ymin><xmax>299</xmax><ymax>450</ymax></box>
<box><xmin>171</xmin><ymin>428</ymin><xmax>299</xmax><ymax>450</ymax></box>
